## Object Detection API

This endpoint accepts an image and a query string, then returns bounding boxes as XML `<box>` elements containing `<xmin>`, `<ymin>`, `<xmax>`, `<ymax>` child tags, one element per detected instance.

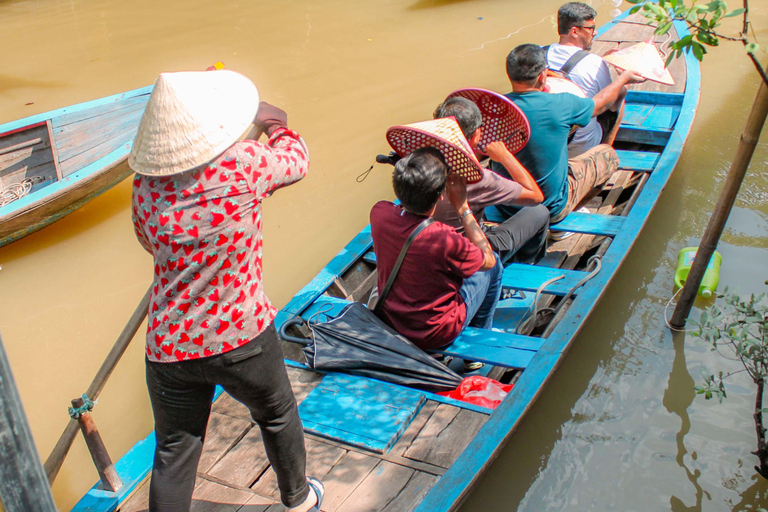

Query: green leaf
<box><xmin>692</xmin><ymin>41</ymin><xmax>706</xmax><ymax>61</ymax></box>
<box><xmin>656</xmin><ymin>21</ymin><xmax>674</xmax><ymax>35</ymax></box>
<box><xmin>724</xmin><ymin>7</ymin><xmax>746</xmax><ymax>17</ymax></box>
<box><xmin>625</xmin><ymin>0</ymin><xmax>644</xmax><ymax>4</ymax></box>
<box><xmin>746</xmin><ymin>42</ymin><xmax>760</xmax><ymax>54</ymax></box>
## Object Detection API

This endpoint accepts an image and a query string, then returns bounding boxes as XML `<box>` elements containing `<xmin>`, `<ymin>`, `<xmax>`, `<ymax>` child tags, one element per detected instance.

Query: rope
<box><xmin>0</xmin><ymin>178</ymin><xmax>34</xmax><ymax>207</ymax></box>
<box><xmin>356</xmin><ymin>164</ymin><xmax>374</xmax><ymax>183</ymax></box>
<box><xmin>664</xmin><ymin>286</ymin><xmax>699</xmax><ymax>333</ymax></box>
<box><xmin>67</xmin><ymin>394</ymin><xmax>96</xmax><ymax>419</ymax></box>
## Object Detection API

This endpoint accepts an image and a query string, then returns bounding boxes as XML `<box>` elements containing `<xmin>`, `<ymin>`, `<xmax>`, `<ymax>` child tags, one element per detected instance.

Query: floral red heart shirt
<box><xmin>132</xmin><ymin>128</ymin><xmax>309</xmax><ymax>363</ymax></box>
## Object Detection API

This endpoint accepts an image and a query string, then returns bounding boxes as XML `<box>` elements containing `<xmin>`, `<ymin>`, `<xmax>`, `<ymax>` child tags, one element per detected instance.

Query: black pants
<box><xmin>483</xmin><ymin>204</ymin><xmax>550</xmax><ymax>265</ymax></box>
<box><xmin>145</xmin><ymin>324</ymin><xmax>309</xmax><ymax>511</ymax></box>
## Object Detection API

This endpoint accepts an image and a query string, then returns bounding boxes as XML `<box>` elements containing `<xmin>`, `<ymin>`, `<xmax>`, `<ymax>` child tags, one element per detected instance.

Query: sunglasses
<box><xmin>580</xmin><ymin>24</ymin><xmax>597</xmax><ymax>32</ymax></box>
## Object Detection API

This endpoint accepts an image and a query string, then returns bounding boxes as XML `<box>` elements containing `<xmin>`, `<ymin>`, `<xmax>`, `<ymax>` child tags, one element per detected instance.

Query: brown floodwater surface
<box><xmin>0</xmin><ymin>0</ymin><xmax>766</xmax><ymax>510</ymax></box>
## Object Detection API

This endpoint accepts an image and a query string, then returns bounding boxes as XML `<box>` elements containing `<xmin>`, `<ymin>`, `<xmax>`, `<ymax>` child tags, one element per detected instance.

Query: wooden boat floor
<box><xmin>118</xmin><ymin>367</ymin><xmax>487</xmax><ymax>512</ymax></box>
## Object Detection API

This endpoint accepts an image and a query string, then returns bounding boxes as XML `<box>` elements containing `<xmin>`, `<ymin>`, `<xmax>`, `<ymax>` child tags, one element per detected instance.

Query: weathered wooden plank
<box><xmin>191</xmin><ymin>477</ymin><xmax>270</xmax><ymax>512</ymax></box>
<box><xmin>287</xmin><ymin>366</ymin><xmax>324</xmax><ymax>404</ymax></box>
<box><xmin>206</xmin><ymin>427</ymin><xmax>270</xmax><ymax>488</ymax></box>
<box><xmin>198</xmin><ymin>412</ymin><xmax>253</xmax><ymax>474</ymax></box>
<box><xmin>210</xmin><ymin>392</ymin><xmax>252</xmax><ymax>423</ymax></box>
<box><xmin>116</xmin><ymin>477</ymin><xmax>149</xmax><ymax>512</ymax></box>
<box><xmin>335</xmin><ymin>461</ymin><xmax>415</xmax><ymax>512</ymax></box>
<box><xmin>58</xmin><ymin>122</ymin><xmax>139</xmax><ymax>177</ymax></box>
<box><xmin>404</xmin><ymin>406</ymin><xmax>487</xmax><ymax>468</ymax></box>
<box><xmin>435</xmin><ymin>330</ymin><xmax>537</xmax><ymax>369</ymax></box>
<box><xmin>54</xmin><ymin>102</ymin><xmax>145</xmax><ymax>158</ymax></box>
<box><xmin>51</xmin><ymin>93</ymin><xmax>150</xmax><ymax>129</ymax></box>
<box><xmin>391</xmin><ymin>401</ymin><xmax>439</xmax><ymax>456</ymax></box>
<box><xmin>616</xmin><ymin>149</ymin><xmax>660</xmax><ymax>172</ymax></box>
<box><xmin>250</xmin><ymin>437</ymin><xmax>347</xmax><ymax>501</ymax></box>
<box><xmin>321</xmin><ymin>450</ymin><xmax>380</xmax><ymax>512</ymax></box>
<box><xmin>380</xmin><ymin>471</ymin><xmax>439</xmax><ymax>512</ymax></box>
<box><xmin>615</xmin><ymin>125</ymin><xmax>671</xmax><ymax>145</ymax></box>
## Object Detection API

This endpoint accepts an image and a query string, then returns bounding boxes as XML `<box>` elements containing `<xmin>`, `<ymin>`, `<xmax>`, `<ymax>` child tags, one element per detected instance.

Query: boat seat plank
<box><xmin>550</xmin><ymin>211</ymin><xmax>626</xmax><ymax>235</ymax></box>
<box><xmin>502</xmin><ymin>263</ymin><xmax>590</xmax><ymax>296</ymax></box>
<box><xmin>621</xmin><ymin>104</ymin><xmax>652</xmax><ymax>126</ymax></box>
<box><xmin>615</xmin><ymin>125</ymin><xmax>672</xmax><ymax>145</ymax></box>
<box><xmin>299</xmin><ymin>373</ymin><xmax>426</xmax><ymax>453</ymax></box>
<box><xmin>625</xmin><ymin>90</ymin><xmax>685</xmax><ymax>106</ymax></box>
<box><xmin>51</xmin><ymin>92</ymin><xmax>151</xmax><ymax>128</ymax></box>
<box><xmin>197</xmin><ymin>412</ymin><xmax>253</xmax><ymax>474</ymax></box>
<box><xmin>251</xmin><ymin>437</ymin><xmax>348</xmax><ymax>502</ymax></box>
<box><xmin>335</xmin><ymin>461</ymin><xmax>416</xmax><ymax>512</ymax></box>
<box><xmin>642</xmin><ymin>104</ymin><xmax>681</xmax><ymax>129</ymax></box>
<box><xmin>403</xmin><ymin>404</ymin><xmax>487</xmax><ymax>468</ymax></box>
<box><xmin>434</xmin><ymin>330</ymin><xmax>537</xmax><ymax>369</ymax></box>
<box><xmin>615</xmin><ymin>149</ymin><xmax>660</xmax><ymax>172</ymax></box>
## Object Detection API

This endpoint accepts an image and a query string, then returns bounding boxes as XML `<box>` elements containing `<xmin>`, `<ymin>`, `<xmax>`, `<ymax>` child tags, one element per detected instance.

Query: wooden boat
<box><xmin>0</xmin><ymin>86</ymin><xmax>153</xmax><ymax>247</ymax></box>
<box><xmin>74</xmin><ymin>9</ymin><xmax>699</xmax><ymax>512</ymax></box>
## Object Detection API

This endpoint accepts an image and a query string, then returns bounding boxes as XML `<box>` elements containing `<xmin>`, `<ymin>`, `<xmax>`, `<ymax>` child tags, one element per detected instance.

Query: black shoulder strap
<box><xmin>559</xmin><ymin>50</ymin><xmax>590</xmax><ymax>78</ymax></box>
<box><xmin>373</xmin><ymin>217</ymin><xmax>435</xmax><ymax>315</ymax></box>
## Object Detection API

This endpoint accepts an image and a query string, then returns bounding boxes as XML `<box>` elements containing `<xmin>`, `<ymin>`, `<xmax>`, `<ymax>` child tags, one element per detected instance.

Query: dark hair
<box><xmin>506</xmin><ymin>44</ymin><xmax>548</xmax><ymax>84</ymax></box>
<box><xmin>392</xmin><ymin>147</ymin><xmax>447</xmax><ymax>215</ymax></box>
<box><xmin>557</xmin><ymin>2</ymin><xmax>596</xmax><ymax>35</ymax></box>
<box><xmin>434</xmin><ymin>97</ymin><xmax>482</xmax><ymax>141</ymax></box>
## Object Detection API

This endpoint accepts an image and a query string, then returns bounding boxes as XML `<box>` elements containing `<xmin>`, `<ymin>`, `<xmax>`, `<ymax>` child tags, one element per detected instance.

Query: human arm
<box><xmin>484</xmin><ymin>141</ymin><xmax>543</xmax><ymax>205</ymax></box>
<box><xmin>239</xmin><ymin>124</ymin><xmax>310</xmax><ymax>199</ymax></box>
<box><xmin>131</xmin><ymin>176</ymin><xmax>154</xmax><ymax>254</ymax></box>
<box><xmin>592</xmin><ymin>70</ymin><xmax>641</xmax><ymax>116</ymax></box>
<box><xmin>444</xmin><ymin>174</ymin><xmax>496</xmax><ymax>271</ymax></box>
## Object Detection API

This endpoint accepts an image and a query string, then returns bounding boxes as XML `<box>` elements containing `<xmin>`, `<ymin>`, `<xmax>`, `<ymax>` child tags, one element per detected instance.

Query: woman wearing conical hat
<box><xmin>130</xmin><ymin>70</ymin><xmax>323</xmax><ymax>512</ymax></box>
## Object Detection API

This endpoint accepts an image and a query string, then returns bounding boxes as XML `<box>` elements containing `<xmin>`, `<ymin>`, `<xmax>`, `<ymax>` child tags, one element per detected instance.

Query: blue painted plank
<box><xmin>625</xmin><ymin>90</ymin><xmax>685</xmax><ymax>106</ymax></box>
<box><xmin>621</xmin><ymin>104</ymin><xmax>652</xmax><ymax>126</ymax></box>
<box><xmin>615</xmin><ymin>125</ymin><xmax>672</xmax><ymax>145</ymax></box>
<box><xmin>642</xmin><ymin>105</ymin><xmax>681</xmax><ymax>129</ymax></box>
<box><xmin>298</xmin><ymin>373</ymin><xmax>425</xmax><ymax>453</ymax></box>
<box><xmin>550</xmin><ymin>211</ymin><xmax>625</xmax><ymax>236</ymax></box>
<box><xmin>616</xmin><ymin>149</ymin><xmax>660</xmax><ymax>172</ymax></box>
<box><xmin>362</xmin><ymin>250</ymin><xmax>377</xmax><ymax>265</ymax></box>
<box><xmin>502</xmin><ymin>263</ymin><xmax>590</xmax><ymax>296</ymax></box>
<box><xmin>434</xmin><ymin>328</ymin><xmax>541</xmax><ymax>369</ymax></box>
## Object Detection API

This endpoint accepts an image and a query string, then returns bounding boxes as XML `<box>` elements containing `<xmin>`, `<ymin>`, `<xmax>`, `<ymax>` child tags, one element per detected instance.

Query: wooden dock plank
<box><xmin>321</xmin><ymin>450</ymin><xmax>381</xmax><ymax>512</ymax></box>
<box><xmin>116</xmin><ymin>478</ymin><xmax>150</xmax><ymax>512</ymax></box>
<box><xmin>206</xmin><ymin>428</ymin><xmax>270</xmax><ymax>488</ymax></box>
<box><xmin>335</xmin><ymin>461</ymin><xmax>415</xmax><ymax>512</ymax></box>
<box><xmin>404</xmin><ymin>404</ymin><xmax>487</xmax><ymax>468</ymax></box>
<box><xmin>380</xmin><ymin>471</ymin><xmax>439</xmax><ymax>512</ymax></box>
<box><xmin>198</xmin><ymin>412</ymin><xmax>253</xmax><ymax>474</ymax></box>
<box><xmin>191</xmin><ymin>477</ymin><xmax>267</xmax><ymax>512</ymax></box>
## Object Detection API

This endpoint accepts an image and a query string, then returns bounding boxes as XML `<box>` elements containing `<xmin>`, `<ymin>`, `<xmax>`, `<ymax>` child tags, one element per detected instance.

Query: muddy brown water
<box><xmin>0</xmin><ymin>0</ymin><xmax>767</xmax><ymax>510</ymax></box>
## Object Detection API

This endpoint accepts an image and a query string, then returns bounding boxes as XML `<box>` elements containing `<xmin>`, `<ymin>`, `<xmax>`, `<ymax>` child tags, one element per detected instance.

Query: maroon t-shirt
<box><xmin>370</xmin><ymin>201</ymin><xmax>484</xmax><ymax>349</ymax></box>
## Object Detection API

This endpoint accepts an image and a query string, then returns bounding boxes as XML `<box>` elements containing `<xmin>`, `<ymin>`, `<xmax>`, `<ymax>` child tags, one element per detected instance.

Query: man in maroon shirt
<box><xmin>370</xmin><ymin>147</ymin><xmax>502</xmax><ymax>351</ymax></box>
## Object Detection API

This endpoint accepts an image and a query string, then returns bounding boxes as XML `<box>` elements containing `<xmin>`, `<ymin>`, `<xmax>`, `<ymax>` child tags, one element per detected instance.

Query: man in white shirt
<box><xmin>546</xmin><ymin>2</ymin><xmax>629</xmax><ymax>157</ymax></box>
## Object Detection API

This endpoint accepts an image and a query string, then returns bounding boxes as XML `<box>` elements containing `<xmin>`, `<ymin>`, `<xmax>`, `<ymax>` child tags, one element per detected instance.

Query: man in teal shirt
<box><xmin>495</xmin><ymin>44</ymin><xmax>639</xmax><ymax>222</ymax></box>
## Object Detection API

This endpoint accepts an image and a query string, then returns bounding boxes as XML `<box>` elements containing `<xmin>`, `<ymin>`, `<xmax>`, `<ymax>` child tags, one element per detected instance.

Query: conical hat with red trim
<box><xmin>386</xmin><ymin>117</ymin><xmax>484</xmax><ymax>184</ymax></box>
<box><xmin>603</xmin><ymin>39</ymin><xmax>675</xmax><ymax>85</ymax></box>
<box><xmin>444</xmin><ymin>88</ymin><xmax>530</xmax><ymax>154</ymax></box>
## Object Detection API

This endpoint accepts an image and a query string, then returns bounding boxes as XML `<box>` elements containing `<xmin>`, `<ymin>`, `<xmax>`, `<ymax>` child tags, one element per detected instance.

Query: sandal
<box><xmin>307</xmin><ymin>477</ymin><xmax>325</xmax><ymax>512</ymax></box>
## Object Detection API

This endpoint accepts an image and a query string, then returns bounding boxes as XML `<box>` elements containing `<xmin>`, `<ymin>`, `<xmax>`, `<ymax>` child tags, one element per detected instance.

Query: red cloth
<box><xmin>369</xmin><ymin>201</ymin><xmax>484</xmax><ymax>349</ymax></box>
<box><xmin>132</xmin><ymin>128</ymin><xmax>309</xmax><ymax>363</ymax></box>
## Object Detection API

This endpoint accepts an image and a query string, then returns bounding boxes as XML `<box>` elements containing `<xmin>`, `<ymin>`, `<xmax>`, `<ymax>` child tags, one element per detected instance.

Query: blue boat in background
<box><xmin>74</xmin><ymin>8</ymin><xmax>700</xmax><ymax>512</ymax></box>
<box><xmin>0</xmin><ymin>86</ymin><xmax>152</xmax><ymax>248</ymax></box>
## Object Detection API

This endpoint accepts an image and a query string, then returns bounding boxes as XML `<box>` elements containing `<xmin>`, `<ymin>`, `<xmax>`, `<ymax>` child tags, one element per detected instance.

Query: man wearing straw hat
<box><xmin>433</xmin><ymin>95</ymin><xmax>549</xmax><ymax>265</ymax></box>
<box><xmin>374</xmin><ymin>121</ymin><xmax>503</xmax><ymax>352</ymax></box>
<box><xmin>130</xmin><ymin>70</ymin><xmax>323</xmax><ymax>512</ymax></box>
<box><xmin>499</xmin><ymin>44</ymin><xmax>639</xmax><ymax>224</ymax></box>
<box><xmin>545</xmin><ymin>2</ymin><xmax>629</xmax><ymax>156</ymax></box>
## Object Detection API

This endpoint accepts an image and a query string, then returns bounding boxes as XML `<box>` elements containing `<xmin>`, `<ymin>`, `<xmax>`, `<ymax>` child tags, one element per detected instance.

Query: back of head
<box><xmin>434</xmin><ymin>97</ymin><xmax>482</xmax><ymax>141</ymax></box>
<box><xmin>506</xmin><ymin>44</ymin><xmax>548</xmax><ymax>84</ymax></box>
<box><xmin>557</xmin><ymin>2</ymin><xmax>596</xmax><ymax>35</ymax></box>
<box><xmin>393</xmin><ymin>147</ymin><xmax>447</xmax><ymax>215</ymax></box>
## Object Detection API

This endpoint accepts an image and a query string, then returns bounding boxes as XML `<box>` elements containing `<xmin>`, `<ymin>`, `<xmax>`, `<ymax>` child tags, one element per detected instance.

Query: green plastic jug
<box><xmin>674</xmin><ymin>247</ymin><xmax>722</xmax><ymax>299</ymax></box>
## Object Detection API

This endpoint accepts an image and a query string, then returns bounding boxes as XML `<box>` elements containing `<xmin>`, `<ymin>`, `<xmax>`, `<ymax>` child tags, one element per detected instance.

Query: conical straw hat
<box><xmin>445</xmin><ymin>88</ymin><xmax>530</xmax><ymax>154</ymax></box>
<box><xmin>129</xmin><ymin>70</ymin><xmax>260</xmax><ymax>176</ymax></box>
<box><xmin>544</xmin><ymin>75</ymin><xmax>587</xmax><ymax>97</ymax></box>
<box><xmin>603</xmin><ymin>39</ymin><xmax>675</xmax><ymax>85</ymax></box>
<box><xmin>386</xmin><ymin>118</ymin><xmax>484</xmax><ymax>184</ymax></box>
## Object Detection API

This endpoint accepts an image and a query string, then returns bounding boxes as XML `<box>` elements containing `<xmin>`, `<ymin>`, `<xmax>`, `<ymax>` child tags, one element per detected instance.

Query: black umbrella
<box><xmin>279</xmin><ymin>302</ymin><xmax>462</xmax><ymax>392</ymax></box>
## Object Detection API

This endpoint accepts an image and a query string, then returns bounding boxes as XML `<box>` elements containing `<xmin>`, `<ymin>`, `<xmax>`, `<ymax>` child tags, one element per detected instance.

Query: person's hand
<box><xmin>484</xmin><ymin>141</ymin><xmax>512</xmax><ymax>163</ymax></box>
<box><xmin>253</xmin><ymin>102</ymin><xmax>288</xmax><ymax>138</ymax></box>
<box><xmin>620</xmin><ymin>69</ymin><xmax>646</xmax><ymax>84</ymax></box>
<box><xmin>445</xmin><ymin>173</ymin><xmax>469</xmax><ymax>214</ymax></box>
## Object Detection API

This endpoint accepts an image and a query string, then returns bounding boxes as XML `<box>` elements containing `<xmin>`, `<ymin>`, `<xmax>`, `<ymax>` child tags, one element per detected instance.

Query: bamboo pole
<box><xmin>670</xmin><ymin>78</ymin><xmax>768</xmax><ymax>328</ymax></box>
<box><xmin>0</xmin><ymin>333</ymin><xmax>58</xmax><ymax>512</ymax></box>
<box><xmin>43</xmin><ymin>285</ymin><xmax>152</xmax><ymax>484</ymax></box>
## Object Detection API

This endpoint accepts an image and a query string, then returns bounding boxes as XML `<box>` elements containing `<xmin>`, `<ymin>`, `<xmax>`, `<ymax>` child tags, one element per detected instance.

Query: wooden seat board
<box><xmin>550</xmin><ymin>211</ymin><xmax>626</xmax><ymax>235</ymax></box>
<box><xmin>502</xmin><ymin>263</ymin><xmax>590</xmax><ymax>296</ymax></box>
<box><xmin>616</xmin><ymin>149</ymin><xmax>660</xmax><ymax>172</ymax></box>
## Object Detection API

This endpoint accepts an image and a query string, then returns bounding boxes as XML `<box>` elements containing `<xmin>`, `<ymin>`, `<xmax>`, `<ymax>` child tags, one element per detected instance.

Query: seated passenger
<box><xmin>494</xmin><ymin>44</ymin><xmax>639</xmax><ymax>223</ymax></box>
<box><xmin>433</xmin><ymin>96</ymin><xmax>549</xmax><ymax>264</ymax></box>
<box><xmin>545</xmin><ymin>2</ymin><xmax>632</xmax><ymax>157</ymax></box>
<box><xmin>370</xmin><ymin>147</ymin><xmax>502</xmax><ymax>351</ymax></box>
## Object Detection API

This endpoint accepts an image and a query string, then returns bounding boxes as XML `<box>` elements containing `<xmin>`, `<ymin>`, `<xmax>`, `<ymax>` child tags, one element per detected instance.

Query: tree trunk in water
<box><xmin>754</xmin><ymin>377</ymin><xmax>768</xmax><ymax>478</ymax></box>
<box><xmin>670</xmin><ymin>76</ymin><xmax>768</xmax><ymax>328</ymax></box>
